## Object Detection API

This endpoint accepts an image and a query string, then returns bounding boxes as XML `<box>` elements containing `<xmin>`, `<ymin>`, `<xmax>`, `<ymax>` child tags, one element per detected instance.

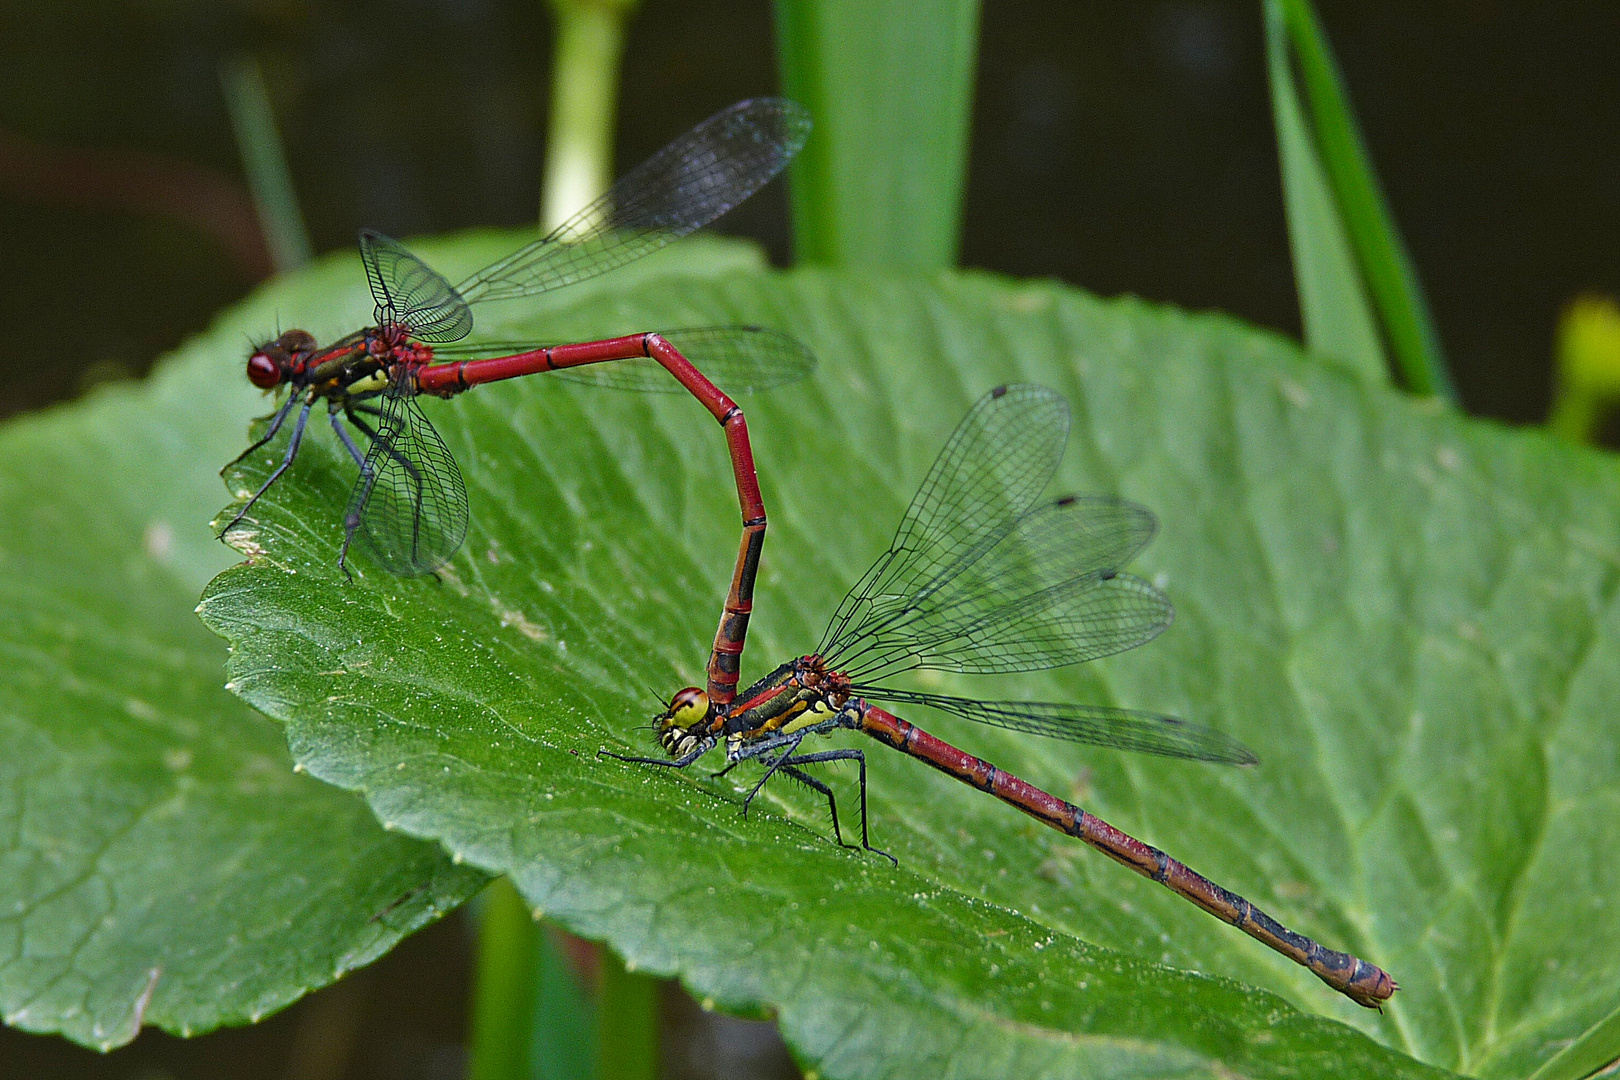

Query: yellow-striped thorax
<box><xmin>653</xmin><ymin>656</ymin><xmax>854</xmax><ymax>762</ymax></box>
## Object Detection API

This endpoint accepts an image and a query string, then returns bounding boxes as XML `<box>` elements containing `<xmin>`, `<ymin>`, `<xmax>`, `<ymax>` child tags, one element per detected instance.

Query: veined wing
<box><xmin>428</xmin><ymin>327</ymin><xmax>816</xmax><ymax>395</ymax></box>
<box><xmin>345</xmin><ymin>370</ymin><xmax>469</xmax><ymax>575</ymax></box>
<box><xmin>455</xmin><ymin>99</ymin><xmax>811</xmax><ymax>305</ymax></box>
<box><xmin>550</xmin><ymin>327</ymin><xmax>815</xmax><ymax>393</ymax></box>
<box><xmin>827</xmin><ymin>495</ymin><xmax>1168</xmax><ymax>680</ymax></box>
<box><xmin>359</xmin><ymin>229</ymin><xmax>474</xmax><ymax>344</ymax></box>
<box><xmin>858</xmin><ymin>687</ymin><xmax>1258</xmax><ymax>765</ymax></box>
<box><xmin>840</xmin><ymin>571</ymin><xmax>1173</xmax><ymax>681</ymax></box>
<box><xmin>820</xmin><ymin>385</ymin><xmax>1070</xmax><ymax>662</ymax></box>
<box><xmin>914</xmin><ymin>572</ymin><xmax>1171</xmax><ymax>674</ymax></box>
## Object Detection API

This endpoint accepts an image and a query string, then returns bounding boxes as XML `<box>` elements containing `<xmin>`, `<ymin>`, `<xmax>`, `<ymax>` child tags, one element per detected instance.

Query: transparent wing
<box><xmin>829</xmin><ymin>497</ymin><xmax>1169</xmax><ymax>680</ymax></box>
<box><xmin>911</xmin><ymin>573</ymin><xmax>1173</xmax><ymax>675</ymax></box>
<box><xmin>455</xmin><ymin>99</ymin><xmax>811</xmax><ymax>305</ymax></box>
<box><xmin>858</xmin><ymin>688</ymin><xmax>1258</xmax><ymax>765</ymax></box>
<box><xmin>551</xmin><ymin>326</ymin><xmax>815</xmax><ymax>393</ymax></box>
<box><xmin>819</xmin><ymin>384</ymin><xmax>1071</xmax><ymax>661</ymax></box>
<box><xmin>427</xmin><ymin>326</ymin><xmax>815</xmax><ymax>394</ymax></box>
<box><xmin>359</xmin><ymin>229</ymin><xmax>474</xmax><ymax>344</ymax></box>
<box><xmin>346</xmin><ymin>372</ymin><xmax>469</xmax><ymax>575</ymax></box>
<box><xmin>423</xmin><ymin>339</ymin><xmax>534</xmax><ymax>359</ymax></box>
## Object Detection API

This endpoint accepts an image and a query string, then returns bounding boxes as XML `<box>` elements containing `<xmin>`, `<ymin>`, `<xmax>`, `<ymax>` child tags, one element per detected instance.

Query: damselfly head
<box><xmin>247</xmin><ymin>329</ymin><xmax>317</xmax><ymax>389</ymax></box>
<box><xmin>655</xmin><ymin>686</ymin><xmax>711</xmax><ymax>755</ymax></box>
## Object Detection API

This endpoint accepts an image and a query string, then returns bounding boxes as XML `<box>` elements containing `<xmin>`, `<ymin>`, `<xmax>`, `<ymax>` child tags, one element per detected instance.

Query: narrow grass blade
<box><xmin>774</xmin><ymin>0</ymin><xmax>982</xmax><ymax>270</ymax></box>
<box><xmin>1275</xmin><ymin>0</ymin><xmax>1457</xmax><ymax>403</ymax></box>
<box><xmin>1264</xmin><ymin>0</ymin><xmax>1385</xmax><ymax>384</ymax></box>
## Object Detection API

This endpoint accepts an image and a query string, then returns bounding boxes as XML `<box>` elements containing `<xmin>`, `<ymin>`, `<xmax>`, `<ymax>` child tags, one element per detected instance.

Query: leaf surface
<box><xmin>202</xmin><ymin>239</ymin><xmax>1620</xmax><ymax>1077</ymax></box>
<box><xmin>0</xmin><ymin>232</ymin><xmax>762</xmax><ymax>1050</ymax></box>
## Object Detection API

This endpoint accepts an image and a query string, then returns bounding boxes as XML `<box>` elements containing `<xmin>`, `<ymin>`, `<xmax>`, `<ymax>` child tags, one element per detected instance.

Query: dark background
<box><xmin>2</xmin><ymin>0</ymin><xmax>1616</xmax><ymax>1076</ymax></box>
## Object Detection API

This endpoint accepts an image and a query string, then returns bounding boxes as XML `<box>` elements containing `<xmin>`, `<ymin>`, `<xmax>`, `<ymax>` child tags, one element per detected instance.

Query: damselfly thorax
<box><xmin>246</xmin><ymin>326</ymin><xmax>427</xmax><ymax>402</ymax></box>
<box><xmin>654</xmin><ymin>655</ymin><xmax>854</xmax><ymax>756</ymax></box>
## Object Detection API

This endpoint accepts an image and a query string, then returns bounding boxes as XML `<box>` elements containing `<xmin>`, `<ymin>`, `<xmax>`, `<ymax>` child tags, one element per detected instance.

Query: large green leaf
<box><xmin>198</xmin><ymin>236</ymin><xmax>1620</xmax><ymax>1077</ymax></box>
<box><xmin>0</xmin><ymin>233</ymin><xmax>761</xmax><ymax>1052</ymax></box>
<box><xmin>0</xmin><ymin>315</ymin><xmax>482</xmax><ymax>1051</ymax></box>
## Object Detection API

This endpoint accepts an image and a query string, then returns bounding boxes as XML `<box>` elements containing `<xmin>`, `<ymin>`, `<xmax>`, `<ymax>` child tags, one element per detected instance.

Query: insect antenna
<box><xmin>637</xmin><ymin>677</ymin><xmax>670</xmax><ymax>710</ymax></box>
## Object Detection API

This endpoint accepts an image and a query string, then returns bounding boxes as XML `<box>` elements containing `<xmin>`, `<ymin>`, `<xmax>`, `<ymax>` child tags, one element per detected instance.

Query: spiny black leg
<box><xmin>710</xmin><ymin>759</ymin><xmax>743</xmax><ymax>780</ymax></box>
<box><xmin>777</xmin><ymin>764</ymin><xmax>855</xmax><ymax>851</ymax></box>
<box><xmin>779</xmin><ymin>749</ymin><xmax>895</xmax><ymax>866</ymax></box>
<box><xmin>357</xmin><ymin>417</ymin><xmax>426</xmax><ymax>486</ymax></box>
<box><xmin>222</xmin><ymin>394</ymin><xmax>297</xmax><ymax>473</ymax></box>
<box><xmin>337</xmin><ymin>456</ymin><xmax>376</xmax><ymax>581</ymax></box>
<box><xmin>330</xmin><ymin>408</ymin><xmax>369</xmax><ymax>467</ymax></box>
<box><xmin>333</xmin><ymin>404</ymin><xmax>377</xmax><ymax>573</ymax></box>
<box><xmin>598</xmin><ymin>745</ymin><xmax>711</xmax><ymax>769</ymax></box>
<box><xmin>344</xmin><ymin>408</ymin><xmax>383</xmax><ymax>443</ymax></box>
<box><xmin>346</xmin><ymin>407</ymin><xmax>422</xmax><ymax>485</ymax></box>
<box><xmin>333</xmin><ymin>409</ymin><xmax>379</xmax><ymax>579</ymax></box>
<box><xmin>337</xmin><ymin>414</ymin><xmax>424</xmax><ymax>578</ymax></box>
<box><xmin>218</xmin><ymin>399</ymin><xmax>313</xmax><ymax>538</ymax></box>
<box><xmin>739</xmin><ymin>735</ymin><xmax>804</xmax><ymax>818</ymax></box>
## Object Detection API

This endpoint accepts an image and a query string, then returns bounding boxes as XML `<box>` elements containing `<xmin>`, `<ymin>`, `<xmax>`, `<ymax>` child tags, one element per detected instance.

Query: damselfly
<box><xmin>606</xmin><ymin>384</ymin><xmax>1397</xmax><ymax>1009</ymax></box>
<box><xmin>220</xmin><ymin>98</ymin><xmax>811</xmax><ymax>704</ymax></box>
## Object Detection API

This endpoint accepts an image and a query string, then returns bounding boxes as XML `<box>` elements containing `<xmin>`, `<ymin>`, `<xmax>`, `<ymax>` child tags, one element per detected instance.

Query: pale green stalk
<box><xmin>542</xmin><ymin>0</ymin><xmax>641</xmax><ymax>231</ymax></box>
<box><xmin>219</xmin><ymin>54</ymin><xmax>312</xmax><ymax>273</ymax></box>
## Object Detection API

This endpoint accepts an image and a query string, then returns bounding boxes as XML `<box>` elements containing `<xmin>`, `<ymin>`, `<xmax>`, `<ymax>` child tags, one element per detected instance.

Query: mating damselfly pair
<box><xmin>221</xmin><ymin>102</ymin><xmax>1396</xmax><ymax>1009</ymax></box>
<box><xmin>604</xmin><ymin>385</ymin><xmax>1396</xmax><ymax>1009</ymax></box>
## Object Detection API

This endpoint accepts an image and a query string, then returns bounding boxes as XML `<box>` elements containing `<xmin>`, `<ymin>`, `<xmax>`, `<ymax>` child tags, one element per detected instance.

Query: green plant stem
<box><xmin>1276</xmin><ymin>0</ymin><xmax>1456</xmax><ymax>403</ymax></box>
<box><xmin>774</xmin><ymin>0</ymin><xmax>982</xmax><ymax>270</ymax></box>
<box><xmin>542</xmin><ymin>0</ymin><xmax>639</xmax><ymax>231</ymax></box>
<box><xmin>467</xmin><ymin>878</ymin><xmax>542</xmax><ymax>1080</ymax></box>
<box><xmin>532</xmin><ymin>927</ymin><xmax>595</xmax><ymax>1080</ymax></box>
<box><xmin>219</xmin><ymin>54</ymin><xmax>312</xmax><ymax>274</ymax></box>
<box><xmin>595</xmin><ymin>949</ymin><xmax>658</xmax><ymax>1080</ymax></box>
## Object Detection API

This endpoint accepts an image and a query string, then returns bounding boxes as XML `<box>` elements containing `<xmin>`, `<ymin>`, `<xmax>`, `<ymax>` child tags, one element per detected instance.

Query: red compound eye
<box><xmin>246</xmin><ymin>352</ymin><xmax>281</xmax><ymax>389</ymax></box>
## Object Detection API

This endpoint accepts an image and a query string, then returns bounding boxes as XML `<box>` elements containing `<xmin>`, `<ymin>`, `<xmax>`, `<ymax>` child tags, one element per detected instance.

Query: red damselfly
<box><xmin>605</xmin><ymin>384</ymin><xmax>1397</xmax><ymax>1009</ymax></box>
<box><xmin>220</xmin><ymin>98</ymin><xmax>811</xmax><ymax>704</ymax></box>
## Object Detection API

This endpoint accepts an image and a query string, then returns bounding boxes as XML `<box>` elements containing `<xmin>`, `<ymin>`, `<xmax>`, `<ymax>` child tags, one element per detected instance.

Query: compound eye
<box><xmin>246</xmin><ymin>352</ymin><xmax>282</xmax><ymax>389</ymax></box>
<box><xmin>667</xmin><ymin>687</ymin><xmax>710</xmax><ymax>727</ymax></box>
